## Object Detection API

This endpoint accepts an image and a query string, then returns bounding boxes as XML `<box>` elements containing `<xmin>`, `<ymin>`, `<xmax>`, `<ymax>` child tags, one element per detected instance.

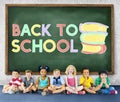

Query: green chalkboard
<box><xmin>5</xmin><ymin>4</ymin><xmax>114</xmax><ymax>74</ymax></box>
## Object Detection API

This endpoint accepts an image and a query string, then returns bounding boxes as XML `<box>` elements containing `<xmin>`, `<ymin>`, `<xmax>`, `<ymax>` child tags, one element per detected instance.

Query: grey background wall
<box><xmin>0</xmin><ymin>0</ymin><xmax>120</xmax><ymax>85</ymax></box>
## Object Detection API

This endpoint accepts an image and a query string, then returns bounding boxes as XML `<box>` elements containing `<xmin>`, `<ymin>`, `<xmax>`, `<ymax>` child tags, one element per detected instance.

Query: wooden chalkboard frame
<box><xmin>5</xmin><ymin>4</ymin><xmax>114</xmax><ymax>75</ymax></box>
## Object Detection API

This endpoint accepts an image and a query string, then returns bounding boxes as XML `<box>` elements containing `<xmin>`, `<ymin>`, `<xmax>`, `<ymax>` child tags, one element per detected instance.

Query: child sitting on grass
<box><xmin>48</xmin><ymin>69</ymin><xmax>65</xmax><ymax>94</ymax></box>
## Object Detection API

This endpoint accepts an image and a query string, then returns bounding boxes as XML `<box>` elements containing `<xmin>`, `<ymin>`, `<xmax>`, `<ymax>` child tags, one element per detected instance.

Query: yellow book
<box><xmin>79</xmin><ymin>22</ymin><xmax>109</xmax><ymax>32</ymax></box>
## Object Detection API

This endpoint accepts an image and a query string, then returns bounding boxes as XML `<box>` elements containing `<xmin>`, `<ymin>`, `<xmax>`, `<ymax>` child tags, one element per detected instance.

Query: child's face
<box><xmin>100</xmin><ymin>73</ymin><xmax>107</xmax><ymax>79</ymax></box>
<box><xmin>12</xmin><ymin>71</ymin><xmax>19</xmax><ymax>78</ymax></box>
<box><xmin>83</xmin><ymin>69</ymin><xmax>89</xmax><ymax>77</ymax></box>
<box><xmin>68</xmin><ymin>67</ymin><xmax>74</xmax><ymax>74</ymax></box>
<box><xmin>40</xmin><ymin>69</ymin><xmax>47</xmax><ymax>77</ymax></box>
<box><xmin>25</xmin><ymin>72</ymin><xmax>31</xmax><ymax>78</ymax></box>
<box><xmin>53</xmin><ymin>71</ymin><xmax>60</xmax><ymax>78</ymax></box>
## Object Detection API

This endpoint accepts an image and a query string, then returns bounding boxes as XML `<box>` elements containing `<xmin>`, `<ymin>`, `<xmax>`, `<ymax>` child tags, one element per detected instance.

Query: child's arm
<box><xmin>36</xmin><ymin>77</ymin><xmax>39</xmax><ymax>89</ymax></box>
<box><xmin>90</xmin><ymin>77</ymin><xmax>94</xmax><ymax>87</ymax></box>
<box><xmin>8</xmin><ymin>78</ymin><xmax>13</xmax><ymax>86</ymax></box>
<box><xmin>56</xmin><ymin>84</ymin><xmax>65</xmax><ymax>89</ymax></box>
<box><xmin>21</xmin><ymin>82</ymin><xmax>26</xmax><ymax>91</ymax></box>
<box><xmin>95</xmin><ymin>78</ymin><xmax>103</xmax><ymax>89</ymax></box>
<box><xmin>48</xmin><ymin>77</ymin><xmax>50</xmax><ymax>87</ymax></box>
<box><xmin>27</xmin><ymin>82</ymin><xmax>34</xmax><ymax>90</ymax></box>
<box><xmin>75</xmin><ymin>76</ymin><xmax>78</xmax><ymax>87</ymax></box>
<box><xmin>82</xmin><ymin>76</ymin><xmax>88</xmax><ymax>87</ymax></box>
<box><xmin>103</xmin><ymin>78</ymin><xmax>109</xmax><ymax>88</ymax></box>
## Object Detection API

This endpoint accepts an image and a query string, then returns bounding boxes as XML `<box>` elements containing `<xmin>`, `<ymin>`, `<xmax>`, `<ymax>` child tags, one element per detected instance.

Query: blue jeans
<box><xmin>99</xmin><ymin>87</ymin><xmax>115</xmax><ymax>94</ymax></box>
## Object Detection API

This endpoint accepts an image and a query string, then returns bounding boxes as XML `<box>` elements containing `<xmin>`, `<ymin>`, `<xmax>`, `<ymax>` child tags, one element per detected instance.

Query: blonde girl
<box><xmin>65</xmin><ymin>65</ymin><xmax>85</xmax><ymax>94</ymax></box>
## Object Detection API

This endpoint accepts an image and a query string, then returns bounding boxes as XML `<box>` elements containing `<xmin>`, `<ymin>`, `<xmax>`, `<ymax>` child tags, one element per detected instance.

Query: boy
<box><xmin>21</xmin><ymin>70</ymin><xmax>36</xmax><ymax>93</ymax></box>
<box><xmin>2</xmin><ymin>69</ymin><xmax>22</xmax><ymax>94</ymax></box>
<box><xmin>79</xmin><ymin>68</ymin><xmax>96</xmax><ymax>94</ymax></box>
<box><xmin>48</xmin><ymin>69</ymin><xmax>65</xmax><ymax>94</ymax></box>
<box><xmin>95</xmin><ymin>70</ymin><xmax>118</xmax><ymax>94</ymax></box>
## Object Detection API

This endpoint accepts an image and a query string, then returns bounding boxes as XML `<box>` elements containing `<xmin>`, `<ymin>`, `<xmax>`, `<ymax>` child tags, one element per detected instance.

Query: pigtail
<box><xmin>38</xmin><ymin>66</ymin><xmax>43</xmax><ymax>72</ymax></box>
<box><xmin>38</xmin><ymin>65</ymin><xmax>50</xmax><ymax>72</ymax></box>
<box><xmin>45</xmin><ymin>66</ymin><xmax>50</xmax><ymax>72</ymax></box>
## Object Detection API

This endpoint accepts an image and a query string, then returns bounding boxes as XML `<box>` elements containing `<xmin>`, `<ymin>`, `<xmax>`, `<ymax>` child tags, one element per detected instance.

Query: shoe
<box><xmin>37</xmin><ymin>90</ymin><xmax>42</xmax><ymax>94</ymax></box>
<box><xmin>110</xmin><ymin>90</ymin><xmax>118</xmax><ymax>94</ymax></box>
<box><xmin>8</xmin><ymin>90</ymin><xmax>15</xmax><ymax>94</ymax></box>
<box><xmin>41</xmin><ymin>91</ymin><xmax>47</xmax><ymax>96</ymax></box>
<box><xmin>67</xmin><ymin>91</ymin><xmax>72</xmax><ymax>95</ymax></box>
<box><xmin>78</xmin><ymin>91</ymin><xmax>86</xmax><ymax>95</ymax></box>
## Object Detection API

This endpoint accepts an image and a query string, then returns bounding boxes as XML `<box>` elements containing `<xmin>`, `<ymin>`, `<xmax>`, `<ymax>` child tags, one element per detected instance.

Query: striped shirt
<box><xmin>9</xmin><ymin>77</ymin><xmax>22</xmax><ymax>86</ymax></box>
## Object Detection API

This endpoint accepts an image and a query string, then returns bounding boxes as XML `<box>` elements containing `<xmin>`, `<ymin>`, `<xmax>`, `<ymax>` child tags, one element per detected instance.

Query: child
<box><xmin>65</xmin><ymin>65</ymin><xmax>85</xmax><ymax>94</ymax></box>
<box><xmin>95</xmin><ymin>70</ymin><xmax>118</xmax><ymax>94</ymax></box>
<box><xmin>79</xmin><ymin>68</ymin><xmax>96</xmax><ymax>94</ymax></box>
<box><xmin>48</xmin><ymin>69</ymin><xmax>65</xmax><ymax>94</ymax></box>
<box><xmin>21</xmin><ymin>70</ymin><xmax>36</xmax><ymax>93</ymax></box>
<box><xmin>36</xmin><ymin>66</ymin><xmax>50</xmax><ymax>96</ymax></box>
<box><xmin>2</xmin><ymin>69</ymin><xmax>22</xmax><ymax>94</ymax></box>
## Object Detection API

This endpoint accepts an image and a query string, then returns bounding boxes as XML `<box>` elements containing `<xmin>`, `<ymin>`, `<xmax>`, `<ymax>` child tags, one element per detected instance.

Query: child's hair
<box><xmin>65</xmin><ymin>65</ymin><xmax>76</xmax><ymax>76</ymax></box>
<box><xmin>12</xmin><ymin>69</ymin><xmax>20</xmax><ymax>74</ymax></box>
<box><xmin>53</xmin><ymin>69</ymin><xmax>60</xmax><ymax>73</ymax></box>
<box><xmin>25</xmin><ymin>70</ymin><xmax>32</xmax><ymax>74</ymax></box>
<box><xmin>81</xmin><ymin>68</ymin><xmax>90</xmax><ymax>73</ymax></box>
<box><xmin>99</xmin><ymin>70</ymin><xmax>108</xmax><ymax>76</ymax></box>
<box><xmin>38</xmin><ymin>66</ymin><xmax>50</xmax><ymax>72</ymax></box>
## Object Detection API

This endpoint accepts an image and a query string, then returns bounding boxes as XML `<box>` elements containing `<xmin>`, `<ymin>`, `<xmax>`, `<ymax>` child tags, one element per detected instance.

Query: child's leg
<box><xmin>76</xmin><ymin>86</ymin><xmax>83</xmax><ymax>91</ymax></box>
<box><xmin>19</xmin><ymin>85</ymin><xmax>26</xmax><ymax>93</ymax></box>
<box><xmin>19</xmin><ymin>85</ymin><xmax>25</xmax><ymax>92</ymax></box>
<box><xmin>43</xmin><ymin>87</ymin><xmax>48</xmax><ymax>92</ymax></box>
<box><xmin>11</xmin><ymin>85</ymin><xmax>19</xmax><ymax>93</ymax></box>
<box><xmin>2</xmin><ymin>85</ymin><xmax>10</xmax><ymax>93</ymax></box>
<box><xmin>76</xmin><ymin>86</ymin><xmax>86</xmax><ymax>94</ymax></box>
<box><xmin>48</xmin><ymin>85</ymin><xmax>55</xmax><ymax>91</ymax></box>
<box><xmin>84</xmin><ymin>87</ymin><xmax>96</xmax><ymax>94</ymax></box>
<box><xmin>66</xmin><ymin>86</ymin><xmax>77</xmax><ymax>94</ymax></box>
<box><xmin>108</xmin><ymin>87</ymin><xmax>118</xmax><ymax>94</ymax></box>
<box><xmin>101</xmin><ymin>88</ymin><xmax>110</xmax><ymax>94</ymax></box>
<box><xmin>52</xmin><ymin>86</ymin><xmax>65</xmax><ymax>94</ymax></box>
<box><xmin>93</xmin><ymin>86</ymin><xmax>101</xmax><ymax>92</ymax></box>
<box><xmin>31</xmin><ymin>85</ymin><xmax>37</xmax><ymax>92</ymax></box>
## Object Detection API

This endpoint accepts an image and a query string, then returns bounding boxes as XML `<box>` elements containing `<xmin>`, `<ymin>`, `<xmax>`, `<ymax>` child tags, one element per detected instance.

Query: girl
<box><xmin>65</xmin><ymin>65</ymin><xmax>85</xmax><ymax>94</ymax></box>
<box><xmin>36</xmin><ymin>66</ymin><xmax>50</xmax><ymax>96</ymax></box>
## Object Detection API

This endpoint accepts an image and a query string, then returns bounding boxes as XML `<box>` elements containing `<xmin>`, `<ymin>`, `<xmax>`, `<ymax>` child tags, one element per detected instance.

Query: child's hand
<box><xmin>84</xmin><ymin>76</ymin><xmax>88</xmax><ymax>80</ymax></box>
<box><xmin>102</xmin><ymin>78</ymin><xmax>106</xmax><ymax>84</ymax></box>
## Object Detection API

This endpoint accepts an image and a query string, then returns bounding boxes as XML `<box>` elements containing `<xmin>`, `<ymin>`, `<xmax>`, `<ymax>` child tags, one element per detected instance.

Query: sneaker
<box><xmin>8</xmin><ymin>90</ymin><xmax>15</xmax><ymax>94</ymax></box>
<box><xmin>41</xmin><ymin>91</ymin><xmax>47</xmax><ymax>96</ymax></box>
<box><xmin>37</xmin><ymin>90</ymin><xmax>42</xmax><ymax>94</ymax></box>
<box><xmin>110</xmin><ymin>90</ymin><xmax>118</xmax><ymax>95</ymax></box>
<box><xmin>78</xmin><ymin>91</ymin><xmax>86</xmax><ymax>95</ymax></box>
